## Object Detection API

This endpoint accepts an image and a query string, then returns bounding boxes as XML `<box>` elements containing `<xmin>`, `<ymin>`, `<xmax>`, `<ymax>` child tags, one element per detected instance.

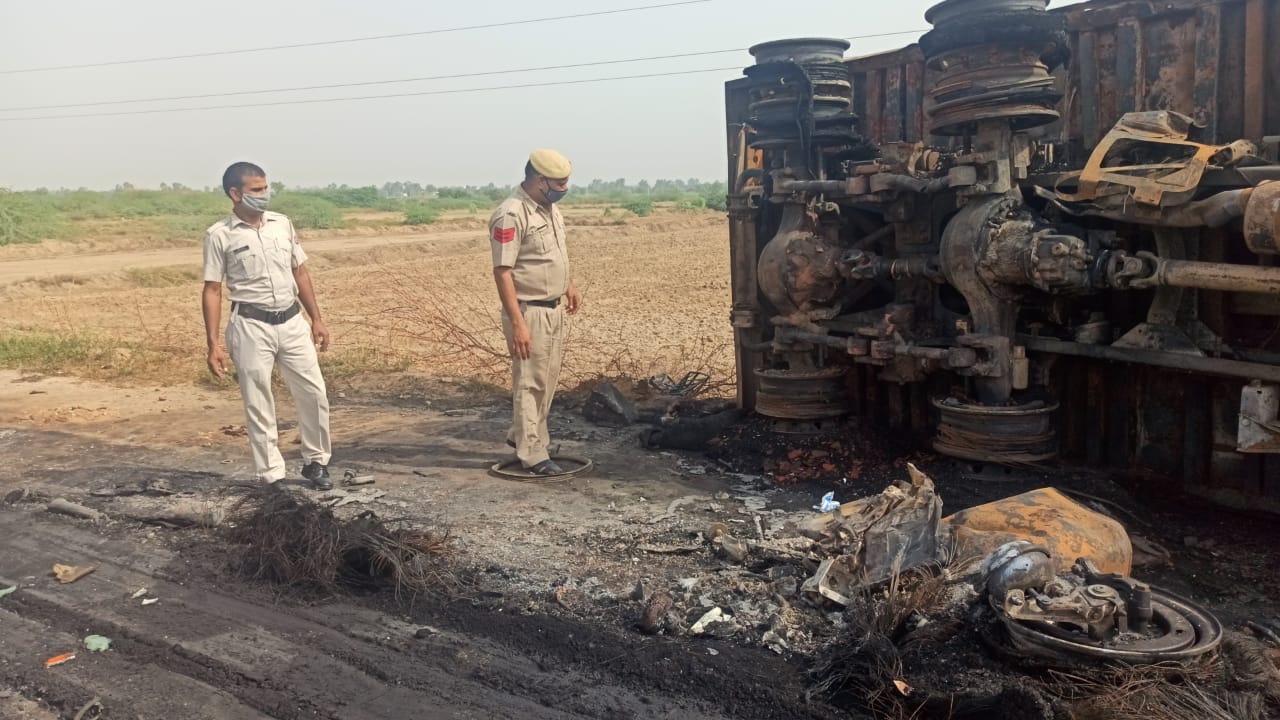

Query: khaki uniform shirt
<box><xmin>202</xmin><ymin>210</ymin><xmax>308</xmax><ymax>311</ymax></box>
<box><xmin>488</xmin><ymin>186</ymin><xmax>569</xmax><ymax>302</ymax></box>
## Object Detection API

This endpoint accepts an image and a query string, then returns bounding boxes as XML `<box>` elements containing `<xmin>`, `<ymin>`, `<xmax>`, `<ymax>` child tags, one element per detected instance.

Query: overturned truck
<box><xmin>724</xmin><ymin>0</ymin><xmax>1280</xmax><ymax>511</ymax></box>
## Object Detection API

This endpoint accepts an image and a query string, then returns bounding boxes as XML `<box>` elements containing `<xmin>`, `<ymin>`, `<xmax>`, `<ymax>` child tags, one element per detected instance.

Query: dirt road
<box><xmin>3</xmin><ymin>368</ymin><xmax>1280</xmax><ymax>719</ymax></box>
<box><xmin>0</xmin><ymin>372</ymin><xmax>844</xmax><ymax>719</ymax></box>
<box><xmin>0</xmin><ymin>229</ymin><xmax>481</xmax><ymax>285</ymax></box>
<box><xmin>0</xmin><ymin>513</ymin><xmax>740</xmax><ymax>720</ymax></box>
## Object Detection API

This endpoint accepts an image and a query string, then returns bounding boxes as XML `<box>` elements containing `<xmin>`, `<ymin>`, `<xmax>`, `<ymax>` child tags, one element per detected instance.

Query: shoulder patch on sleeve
<box><xmin>491</xmin><ymin>212</ymin><xmax>518</xmax><ymax>244</ymax></box>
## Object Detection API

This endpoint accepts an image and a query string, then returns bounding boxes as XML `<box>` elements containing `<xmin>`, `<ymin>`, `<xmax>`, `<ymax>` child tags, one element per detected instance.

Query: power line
<box><xmin>0</xmin><ymin>0</ymin><xmax>712</xmax><ymax>75</ymax></box>
<box><xmin>2</xmin><ymin>51</ymin><xmax>748</xmax><ymax>112</ymax></box>
<box><xmin>0</xmin><ymin>29</ymin><xmax>927</xmax><ymax>112</ymax></box>
<box><xmin>0</xmin><ymin>67</ymin><xmax>745</xmax><ymax>122</ymax></box>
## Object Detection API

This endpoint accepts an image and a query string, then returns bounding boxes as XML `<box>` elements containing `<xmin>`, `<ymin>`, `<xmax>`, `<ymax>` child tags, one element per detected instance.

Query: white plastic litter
<box><xmin>814</xmin><ymin>491</ymin><xmax>841</xmax><ymax>512</ymax></box>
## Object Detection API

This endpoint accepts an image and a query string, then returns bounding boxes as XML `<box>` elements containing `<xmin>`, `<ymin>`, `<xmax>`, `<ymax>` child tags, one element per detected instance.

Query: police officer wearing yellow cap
<box><xmin>489</xmin><ymin>149</ymin><xmax>582</xmax><ymax>475</ymax></box>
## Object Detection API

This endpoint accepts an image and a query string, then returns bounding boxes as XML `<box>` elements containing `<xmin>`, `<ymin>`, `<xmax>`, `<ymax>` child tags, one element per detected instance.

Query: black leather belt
<box><xmin>233</xmin><ymin>301</ymin><xmax>301</xmax><ymax>325</ymax></box>
<box><xmin>524</xmin><ymin>298</ymin><xmax>560</xmax><ymax>309</ymax></box>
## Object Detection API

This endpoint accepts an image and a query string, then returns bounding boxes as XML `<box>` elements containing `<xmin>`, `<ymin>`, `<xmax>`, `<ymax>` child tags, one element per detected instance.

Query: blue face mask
<box><xmin>240</xmin><ymin>189</ymin><xmax>271</xmax><ymax>212</ymax></box>
<box><xmin>543</xmin><ymin>180</ymin><xmax>567</xmax><ymax>204</ymax></box>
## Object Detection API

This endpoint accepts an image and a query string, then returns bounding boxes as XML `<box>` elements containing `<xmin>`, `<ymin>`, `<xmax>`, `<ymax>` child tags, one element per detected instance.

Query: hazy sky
<box><xmin>0</xmin><ymin>0</ymin><xmax>1084</xmax><ymax>190</ymax></box>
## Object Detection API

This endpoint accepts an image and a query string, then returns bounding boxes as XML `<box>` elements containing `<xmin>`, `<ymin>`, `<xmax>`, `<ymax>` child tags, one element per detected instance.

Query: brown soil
<box><xmin>3</xmin><ymin>371</ymin><xmax>1279</xmax><ymax>719</ymax></box>
<box><xmin>0</xmin><ymin>208</ymin><xmax>735</xmax><ymax>390</ymax></box>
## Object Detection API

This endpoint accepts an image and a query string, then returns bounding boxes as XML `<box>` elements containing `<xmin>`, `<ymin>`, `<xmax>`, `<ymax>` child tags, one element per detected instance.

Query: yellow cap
<box><xmin>529</xmin><ymin>148</ymin><xmax>572</xmax><ymax>179</ymax></box>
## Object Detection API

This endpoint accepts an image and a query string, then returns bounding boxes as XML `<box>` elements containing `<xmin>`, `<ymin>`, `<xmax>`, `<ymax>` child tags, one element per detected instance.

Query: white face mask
<box><xmin>239</xmin><ymin>189</ymin><xmax>271</xmax><ymax>212</ymax></box>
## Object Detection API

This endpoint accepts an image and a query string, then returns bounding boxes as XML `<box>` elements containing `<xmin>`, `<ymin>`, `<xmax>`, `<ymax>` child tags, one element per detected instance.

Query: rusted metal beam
<box><xmin>844</xmin><ymin>46</ymin><xmax>924</xmax><ymax>73</ymax></box>
<box><xmin>1020</xmin><ymin>335</ymin><xmax>1280</xmax><ymax>383</ymax></box>
<box><xmin>1061</xmin><ymin>0</ymin><xmax>1229</xmax><ymax>32</ymax></box>
<box><xmin>1078</xmin><ymin>31</ymin><xmax>1101</xmax><ymax>146</ymax></box>
<box><xmin>1115</xmin><ymin>20</ymin><xmax>1141</xmax><ymax>115</ymax></box>
<box><xmin>1183</xmin><ymin>381</ymin><xmax>1209</xmax><ymax>484</ymax></box>
<box><xmin>1193</xmin><ymin>4</ymin><xmax>1222</xmax><ymax>138</ymax></box>
<box><xmin>905</xmin><ymin>60</ymin><xmax>925</xmax><ymax>143</ymax></box>
<box><xmin>885</xmin><ymin>65</ymin><xmax>904</xmax><ymax>142</ymax></box>
<box><xmin>1105</xmin><ymin>364</ymin><xmax>1132</xmax><ymax>468</ymax></box>
<box><xmin>725</xmin><ymin>79</ymin><xmax>761</xmax><ymax>411</ymax></box>
<box><xmin>1141</xmin><ymin>8</ymin><xmax>1195</xmax><ymax>117</ymax></box>
<box><xmin>1086</xmin><ymin>364</ymin><xmax>1105</xmax><ymax>464</ymax></box>
<box><xmin>865</xmin><ymin>70</ymin><xmax>885</xmax><ymax>145</ymax></box>
<box><xmin>1244</xmin><ymin>0</ymin><xmax>1266</xmax><ymax>140</ymax></box>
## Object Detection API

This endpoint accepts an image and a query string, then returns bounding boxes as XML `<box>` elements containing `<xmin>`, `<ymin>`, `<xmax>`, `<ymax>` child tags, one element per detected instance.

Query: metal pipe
<box><xmin>872</xmin><ymin>174</ymin><xmax>953</xmax><ymax>194</ymax></box>
<box><xmin>1057</xmin><ymin>189</ymin><xmax>1250</xmax><ymax>228</ymax></box>
<box><xmin>1174</xmin><ymin>189</ymin><xmax>1250</xmax><ymax>227</ymax></box>
<box><xmin>1152</xmin><ymin>258</ymin><xmax>1280</xmax><ymax>294</ymax></box>
<box><xmin>902</xmin><ymin>345</ymin><xmax>979</xmax><ymax>367</ymax></box>
<box><xmin>842</xmin><ymin>250</ymin><xmax>946</xmax><ymax>282</ymax></box>
<box><xmin>853</xmin><ymin>224</ymin><xmax>895</xmax><ymax>250</ymax></box>
<box><xmin>777</xmin><ymin>328</ymin><xmax>978</xmax><ymax>368</ymax></box>
<box><xmin>1018</xmin><ymin>335</ymin><xmax>1280</xmax><ymax>383</ymax></box>
<box><xmin>775</xmin><ymin>179</ymin><xmax>845</xmax><ymax>194</ymax></box>
<box><xmin>779</xmin><ymin>174</ymin><xmax>954</xmax><ymax>197</ymax></box>
<box><xmin>775</xmin><ymin>329</ymin><xmax>854</xmax><ymax>350</ymax></box>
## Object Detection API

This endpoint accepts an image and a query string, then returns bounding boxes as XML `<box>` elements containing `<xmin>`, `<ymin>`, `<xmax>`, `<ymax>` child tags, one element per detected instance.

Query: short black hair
<box><xmin>525</xmin><ymin>160</ymin><xmax>538</xmax><ymax>179</ymax></box>
<box><xmin>222</xmin><ymin>161</ymin><xmax>266</xmax><ymax>197</ymax></box>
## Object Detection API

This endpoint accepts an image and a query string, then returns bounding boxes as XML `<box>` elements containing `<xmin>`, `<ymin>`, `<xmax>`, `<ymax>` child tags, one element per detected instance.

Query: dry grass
<box><xmin>810</xmin><ymin>564</ymin><xmax>953</xmax><ymax>719</ymax></box>
<box><xmin>224</xmin><ymin>483</ymin><xmax>454</xmax><ymax>597</ymax></box>
<box><xmin>370</xmin><ymin>269</ymin><xmax>510</xmax><ymax>384</ymax></box>
<box><xmin>23</xmin><ymin>274</ymin><xmax>90</xmax><ymax>290</ymax></box>
<box><xmin>1047</xmin><ymin>634</ymin><xmax>1280</xmax><ymax>720</ymax></box>
<box><xmin>560</xmin><ymin>322</ymin><xmax>736</xmax><ymax>397</ymax></box>
<box><xmin>0</xmin><ymin>209</ymin><xmax>736</xmax><ymax>391</ymax></box>
<box><xmin>124</xmin><ymin>265</ymin><xmax>201</xmax><ymax>288</ymax></box>
<box><xmin>811</xmin><ymin>582</ymin><xmax>1280</xmax><ymax>720</ymax></box>
<box><xmin>362</xmin><ymin>259</ymin><xmax>737</xmax><ymax>395</ymax></box>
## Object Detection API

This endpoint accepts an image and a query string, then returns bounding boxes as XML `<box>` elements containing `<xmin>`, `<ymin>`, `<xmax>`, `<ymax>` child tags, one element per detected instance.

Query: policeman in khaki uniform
<box><xmin>490</xmin><ymin>149</ymin><xmax>582</xmax><ymax>475</ymax></box>
<box><xmin>202</xmin><ymin>161</ymin><xmax>334</xmax><ymax>490</ymax></box>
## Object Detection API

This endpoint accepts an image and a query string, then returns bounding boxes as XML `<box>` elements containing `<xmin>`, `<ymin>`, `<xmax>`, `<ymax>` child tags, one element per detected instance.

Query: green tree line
<box><xmin>0</xmin><ymin>178</ymin><xmax>728</xmax><ymax>245</ymax></box>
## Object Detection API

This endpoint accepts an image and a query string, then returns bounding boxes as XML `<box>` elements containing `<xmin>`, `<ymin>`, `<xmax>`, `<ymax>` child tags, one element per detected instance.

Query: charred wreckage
<box><xmin>724</xmin><ymin>0</ymin><xmax>1280</xmax><ymax>509</ymax></box>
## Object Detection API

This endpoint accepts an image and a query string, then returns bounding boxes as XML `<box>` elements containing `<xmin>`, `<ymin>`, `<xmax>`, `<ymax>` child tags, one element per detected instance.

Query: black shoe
<box><xmin>302</xmin><ymin>462</ymin><xmax>332</xmax><ymax>490</ymax></box>
<box><xmin>528</xmin><ymin>459</ymin><xmax>564</xmax><ymax>476</ymax></box>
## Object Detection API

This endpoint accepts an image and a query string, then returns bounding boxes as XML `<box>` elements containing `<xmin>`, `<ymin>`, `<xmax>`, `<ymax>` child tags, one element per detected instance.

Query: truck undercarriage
<box><xmin>725</xmin><ymin>0</ymin><xmax>1280</xmax><ymax>511</ymax></box>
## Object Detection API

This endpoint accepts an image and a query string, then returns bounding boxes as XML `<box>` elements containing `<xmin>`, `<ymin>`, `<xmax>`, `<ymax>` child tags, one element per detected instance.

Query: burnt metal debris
<box><xmin>981</xmin><ymin>542</ymin><xmax>1224</xmax><ymax>665</ymax></box>
<box><xmin>725</xmin><ymin>0</ymin><xmax>1280</xmax><ymax>504</ymax></box>
<box><xmin>730</xmin><ymin>460</ymin><xmax>1226</xmax><ymax>670</ymax></box>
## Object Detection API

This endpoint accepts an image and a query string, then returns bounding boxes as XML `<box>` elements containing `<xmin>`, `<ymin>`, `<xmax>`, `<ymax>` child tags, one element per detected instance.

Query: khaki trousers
<box><xmin>226</xmin><ymin>311</ymin><xmax>332</xmax><ymax>482</ymax></box>
<box><xmin>503</xmin><ymin>304</ymin><xmax>565</xmax><ymax>467</ymax></box>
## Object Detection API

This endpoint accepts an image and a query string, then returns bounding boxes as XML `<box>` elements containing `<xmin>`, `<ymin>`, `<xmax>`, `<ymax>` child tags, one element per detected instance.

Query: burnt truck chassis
<box><xmin>724</xmin><ymin>0</ymin><xmax>1280</xmax><ymax>511</ymax></box>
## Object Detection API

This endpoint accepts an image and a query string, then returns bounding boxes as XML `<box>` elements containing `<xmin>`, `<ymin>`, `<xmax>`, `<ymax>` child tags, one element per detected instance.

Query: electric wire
<box><xmin>0</xmin><ymin>67</ymin><xmax>745</xmax><ymax>122</ymax></box>
<box><xmin>0</xmin><ymin>30</ymin><xmax>925</xmax><ymax>113</ymax></box>
<box><xmin>0</xmin><ymin>0</ymin><xmax>712</xmax><ymax>75</ymax></box>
